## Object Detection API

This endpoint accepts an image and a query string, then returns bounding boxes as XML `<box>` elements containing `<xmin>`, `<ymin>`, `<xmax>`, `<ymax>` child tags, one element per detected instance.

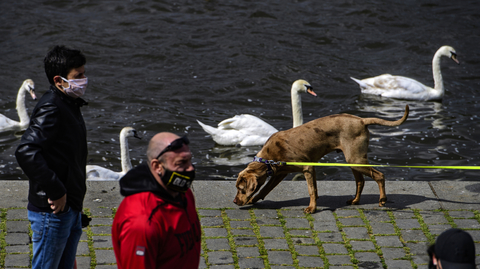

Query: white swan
<box><xmin>86</xmin><ymin>127</ymin><xmax>141</xmax><ymax>181</ymax></box>
<box><xmin>197</xmin><ymin>79</ymin><xmax>316</xmax><ymax>146</ymax></box>
<box><xmin>0</xmin><ymin>79</ymin><xmax>36</xmax><ymax>132</ymax></box>
<box><xmin>351</xmin><ymin>45</ymin><xmax>459</xmax><ymax>101</ymax></box>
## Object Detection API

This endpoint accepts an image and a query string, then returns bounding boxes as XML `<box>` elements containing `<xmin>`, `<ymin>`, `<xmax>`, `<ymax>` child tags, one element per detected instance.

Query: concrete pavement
<box><xmin>1</xmin><ymin>180</ymin><xmax>479</xmax><ymax>268</ymax></box>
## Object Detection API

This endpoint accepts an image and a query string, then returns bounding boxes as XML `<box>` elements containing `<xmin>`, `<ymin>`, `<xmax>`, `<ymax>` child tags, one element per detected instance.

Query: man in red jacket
<box><xmin>112</xmin><ymin>132</ymin><xmax>201</xmax><ymax>269</ymax></box>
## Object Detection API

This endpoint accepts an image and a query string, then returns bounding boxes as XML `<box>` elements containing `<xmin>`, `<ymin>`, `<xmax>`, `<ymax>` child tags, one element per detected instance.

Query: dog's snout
<box><xmin>233</xmin><ymin>198</ymin><xmax>237</xmax><ymax>204</ymax></box>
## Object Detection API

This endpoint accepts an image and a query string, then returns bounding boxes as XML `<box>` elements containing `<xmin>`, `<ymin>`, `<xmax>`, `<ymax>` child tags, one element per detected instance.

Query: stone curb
<box><xmin>1</xmin><ymin>180</ymin><xmax>479</xmax><ymax>268</ymax></box>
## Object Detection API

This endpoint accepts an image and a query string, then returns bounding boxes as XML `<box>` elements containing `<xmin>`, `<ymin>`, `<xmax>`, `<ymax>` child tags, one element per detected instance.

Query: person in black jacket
<box><xmin>15</xmin><ymin>45</ymin><xmax>88</xmax><ymax>269</ymax></box>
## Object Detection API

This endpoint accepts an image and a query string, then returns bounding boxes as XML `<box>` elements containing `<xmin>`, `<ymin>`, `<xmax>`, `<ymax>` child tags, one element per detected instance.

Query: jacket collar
<box><xmin>50</xmin><ymin>85</ymin><xmax>88</xmax><ymax>107</ymax></box>
<box><xmin>119</xmin><ymin>163</ymin><xmax>182</xmax><ymax>204</ymax></box>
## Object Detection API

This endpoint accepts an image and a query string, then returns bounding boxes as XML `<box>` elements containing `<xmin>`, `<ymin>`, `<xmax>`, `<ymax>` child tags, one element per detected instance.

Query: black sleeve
<box><xmin>15</xmin><ymin>102</ymin><xmax>66</xmax><ymax>200</ymax></box>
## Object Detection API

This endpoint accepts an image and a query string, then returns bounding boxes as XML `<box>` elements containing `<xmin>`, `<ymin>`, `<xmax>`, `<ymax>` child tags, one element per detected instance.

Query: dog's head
<box><xmin>233</xmin><ymin>162</ymin><xmax>269</xmax><ymax>206</ymax></box>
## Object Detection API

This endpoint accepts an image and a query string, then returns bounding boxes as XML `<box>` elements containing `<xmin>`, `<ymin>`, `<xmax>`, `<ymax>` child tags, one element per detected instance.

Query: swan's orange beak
<box><xmin>307</xmin><ymin>88</ymin><xmax>317</xmax><ymax>97</ymax></box>
<box><xmin>451</xmin><ymin>54</ymin><xmax>460</xmax><ymax>64</ymax></box>
<box><xmin>29</xmin><ymin>88</ymin><xmax>37</xmax><ymax>100</ymax></box>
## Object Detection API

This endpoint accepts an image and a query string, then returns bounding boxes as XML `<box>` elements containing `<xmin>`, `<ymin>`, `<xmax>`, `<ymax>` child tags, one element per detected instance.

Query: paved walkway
<box><xmin>1</xmin><ymin>180</ymin><xmax>479</xmax><ymax>268</ymax></box>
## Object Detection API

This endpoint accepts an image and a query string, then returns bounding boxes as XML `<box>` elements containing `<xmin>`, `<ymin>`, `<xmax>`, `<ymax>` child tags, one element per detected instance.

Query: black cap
<box><xmin>435</xmin><ymin>228</ymin><xmax>476</xmax><ymax>269</ymax></box>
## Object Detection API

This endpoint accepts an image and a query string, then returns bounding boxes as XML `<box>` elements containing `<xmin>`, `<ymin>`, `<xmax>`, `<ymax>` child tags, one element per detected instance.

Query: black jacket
<box><xmin>15</xmin><ymin>85</ymin><xmax>88</xmax><ymax>212</ymax></box>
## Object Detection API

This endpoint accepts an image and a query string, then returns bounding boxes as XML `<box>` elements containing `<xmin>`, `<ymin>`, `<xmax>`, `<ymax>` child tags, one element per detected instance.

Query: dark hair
<box><xmin>44</xmin><ymin>45</ymin><xmax>86</xmax><ymax>85</ymax></box>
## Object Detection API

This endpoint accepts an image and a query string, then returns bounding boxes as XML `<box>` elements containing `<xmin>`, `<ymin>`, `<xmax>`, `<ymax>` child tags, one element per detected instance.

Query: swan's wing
<box><xmin>198</xmin><ymin>120</ymin><xmax>245</xmax><ymax>145</ymax></box>
<box><xmin>387</xmin><ymin>76</ymin><xmax>429</xmax><ymax>93</ymax></box>
<box><xmin>218</xmin><ymin>114</ymin><xmax>278</xmax><ymax>136</ymax></box>
<box><xmin>358</xmin><ymin>74</ymin><xmax>432</xmax><ymax>99</ymax></box>
<box><xmin>378</xmin><ymin>76</ymin><xmax>434</xmax><ymax>100</ymax></box>
<box><xmin>197</xmin><ymin>118</ymin><xmax>274</xmax><ymax>146</ymax></box>
<box><xmin>206</xmin><ymin>129</ymin><xmax>271</xmax><ymax>146</ymax></box>
<box><xmin>367</xmin><ymin>74</ymin><xmax>399</xmax><ymax>89</ymax></box>
<box><xmin>239</xmin><ymin>135</ymin><xmax>271</xmax><ymax>147</ymax></box>
<box><xmin>352</xmin><ymin>74</ymin><xmax>395</xmax><ymax>95</ymax></box>
<box><xmin>212</xmin><ymin>129</ymin><xmax>250</xmax><ymax>146</ymax></box>
<box><xmin>0</xmin><ymin>114</ymin><xmax>20</xmax><ymax>130</ymax></box>
<box><xmin>86</xmin><ymin>165</ymin><xmax>121</xmax><ymax>181</ymax></box>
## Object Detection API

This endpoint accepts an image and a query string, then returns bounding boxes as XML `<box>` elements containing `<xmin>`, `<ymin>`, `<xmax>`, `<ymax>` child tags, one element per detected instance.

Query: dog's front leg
<box><xmin>303</xmin><ymin>166</ymin><xmax>318</xmax><ymax>214</ymax></box>
<box><xmin>249</xmin><ymin>174</ymin><xmax>287</xmax><ymax>204</ymax></box>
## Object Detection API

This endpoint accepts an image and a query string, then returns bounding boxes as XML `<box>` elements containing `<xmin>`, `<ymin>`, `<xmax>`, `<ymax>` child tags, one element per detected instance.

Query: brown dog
<box><xmin>233</xmin><ymin>105</ymin><xmax>409</xmax><ymax>213</ymax></box>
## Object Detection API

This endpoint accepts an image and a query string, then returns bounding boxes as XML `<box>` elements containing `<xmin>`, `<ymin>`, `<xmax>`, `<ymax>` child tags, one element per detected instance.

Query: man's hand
<box><xmin>48</xmin><ymin>194</ymin><xmax>67</xmax><ymax>214</ymax></box>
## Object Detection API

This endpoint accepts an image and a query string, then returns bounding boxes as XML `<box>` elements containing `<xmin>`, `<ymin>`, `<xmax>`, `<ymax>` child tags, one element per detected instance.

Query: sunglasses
<box><xmin>156</xmin><ymin>136</ymin><xmax>190</xmax><ymax>159</ymax></box>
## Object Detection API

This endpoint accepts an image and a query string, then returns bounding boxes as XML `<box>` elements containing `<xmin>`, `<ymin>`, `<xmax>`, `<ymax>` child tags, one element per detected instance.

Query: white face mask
<box><xmin>60</xmin><ymin>76</ymin><xmax>88</xmax><ymax>98</ymax></box>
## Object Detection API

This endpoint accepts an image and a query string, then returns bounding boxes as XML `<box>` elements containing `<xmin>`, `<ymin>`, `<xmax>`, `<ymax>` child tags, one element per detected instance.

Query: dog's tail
<box><xmin>362</xmin><ymin>105</ymin><xmax>409</xmax><ymax>126</ymax></box>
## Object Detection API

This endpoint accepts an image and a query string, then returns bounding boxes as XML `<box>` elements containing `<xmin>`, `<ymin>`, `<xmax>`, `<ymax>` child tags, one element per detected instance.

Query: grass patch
<box><xmin>0</xmin><ymin>209</ymin><xmax>7</xmax><ymax>268</ymax></box>
<box><xmin>82</xmin><ymin>208</ymin><xmax>97</xmax><ymax>269</ymax></box>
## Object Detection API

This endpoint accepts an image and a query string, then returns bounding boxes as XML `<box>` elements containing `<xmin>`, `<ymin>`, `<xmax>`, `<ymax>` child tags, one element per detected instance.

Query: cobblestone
<box><xmin>375</xmin><ymin>235</ymin><xmax>403</xmax><ymax>247</ymax></box>
<box><xmin>1</xmin><ymin>181</ymin><xmax>479</xmax><ymax>268</ymax></box>
<box><xmin>295</xmin><ymin>245</ymin><xmax>320</xmax><ymax>255</ymax></box>
<box><xmin>263</xmin><ymin>238</ymin><xmax>289</xmax><ymax>250</ymax></box>
<box><xmin>350</xmin><ymin>240</ymin><xmax>376</xmax><ymax>251</ymax></box>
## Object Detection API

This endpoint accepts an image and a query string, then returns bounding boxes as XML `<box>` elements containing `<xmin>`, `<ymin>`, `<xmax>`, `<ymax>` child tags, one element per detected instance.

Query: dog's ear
<box><xmin>236</xmin><ymin>174</ymin><xmax>246</xmax><ymax>191</ymax></box>
<box><xmin>245</xmin><ymin>174</ymin><xmax>258</xmax><ymax>194</ymax></box>
<box><xmin>237</xmin><ymin>170</ymin><xmax>258</xmax><ymax>195</ymax></box>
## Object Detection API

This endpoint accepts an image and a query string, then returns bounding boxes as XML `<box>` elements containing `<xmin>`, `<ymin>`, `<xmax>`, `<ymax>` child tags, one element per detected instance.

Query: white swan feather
<box><xmin>86</xmin><ymin>127</ymin><xmax>141</xmax><ymax>181</ymax></box>
<box><xmin>0</xmin><ymin>79</ymin><xmax>36</xmax><ymax>132</ymax></box>
<box><xmin>351</xmin><ymin>45</ymin><xmax>459</xmax><ymax>101</ymax></box>
<box><xmin>197</xmin><ymin>79</ymin><xmax>316</xmax><ymax>146</ymax></box>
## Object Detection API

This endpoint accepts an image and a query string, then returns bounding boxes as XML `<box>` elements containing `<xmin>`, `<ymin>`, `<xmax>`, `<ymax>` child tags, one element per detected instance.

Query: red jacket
<box><xmin>112</xmin><ymin>164</ymin><xmax>201</xmax><ymax>269</ymax></box>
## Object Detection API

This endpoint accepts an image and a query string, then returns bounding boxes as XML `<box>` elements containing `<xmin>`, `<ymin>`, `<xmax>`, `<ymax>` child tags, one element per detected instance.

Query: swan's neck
<box><xmin>16</xmin><ymin>86</ymin><xmax>29</xmax><ymax>125</ymax></box>
<box><xmin>120</xmin><ymin>135</ymin><xmax>132</xmax><ymax>173</ymax></box>
<box><xmin>432</xmin><ymin>51</ymin><xmax>444</xmax><ymax>92</ymax></box>
<box><xmin>291</xmin><ymin>90</ymin><xmax>303</xmax><ymax>128</ymax></box>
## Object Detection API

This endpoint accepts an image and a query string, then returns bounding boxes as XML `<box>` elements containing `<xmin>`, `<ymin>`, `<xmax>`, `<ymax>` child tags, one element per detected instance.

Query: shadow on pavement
<box><xmin>237</xmin><ymin>193</ymin><xmax>480</xmax><ymax>212</ymax></box>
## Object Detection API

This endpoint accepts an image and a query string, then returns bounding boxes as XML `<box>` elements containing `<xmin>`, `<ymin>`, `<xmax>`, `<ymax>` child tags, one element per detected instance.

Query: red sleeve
<box><xmin>114</xmin><ymin>215</ymin><xmax>163</xmax><ymax>269</ymax></box>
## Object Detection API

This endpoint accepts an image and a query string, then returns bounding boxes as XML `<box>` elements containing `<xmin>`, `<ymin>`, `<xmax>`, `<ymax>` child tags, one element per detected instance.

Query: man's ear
<box><xmin>54</xmin><ymin>76</ymin><xmax>62</xmax><ymax>84</ymax></box>
<box><xmin>151</xmin><ymin>159</ymin><xmax>164</xmax><ymax>175</ymax></box>
<box><xmin>432</xmin><ymin>253</ymin><xmax>438</xmax><ymax>266</ymax></box>
<box><xmin>53</xmin><ymin>75</ymin><xmax>65</xmax><ymax>90</ymax></box>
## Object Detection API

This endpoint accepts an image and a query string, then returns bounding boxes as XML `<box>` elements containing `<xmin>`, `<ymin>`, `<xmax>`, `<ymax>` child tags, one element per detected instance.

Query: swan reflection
<box><xmin>200</xmin><ymin>145</ymin><xmax>258</xmax><ymax>167</ymax></box>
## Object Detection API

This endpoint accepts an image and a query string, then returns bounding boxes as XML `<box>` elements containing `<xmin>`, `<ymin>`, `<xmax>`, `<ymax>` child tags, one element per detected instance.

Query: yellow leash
<box><xmin>285</xmin><ymin>162</ymin><xmax>480</xmax><ymax>170</ymax></box>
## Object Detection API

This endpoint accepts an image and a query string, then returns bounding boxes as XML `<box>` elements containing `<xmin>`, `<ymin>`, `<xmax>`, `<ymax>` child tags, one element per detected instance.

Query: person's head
<box><xmin>428</xmin><ymin>228</ymin><xmax>476</xmax><ymax>269</ymax></box>
<box><xmin>44</xmin><ymin>45</ymin><xmax>87</xmax><ymax>98</ymax></box>
<box><xmin>147</xmin><ymin>132</ymin><xmax>195</xmax><ymax>194</ymax></box>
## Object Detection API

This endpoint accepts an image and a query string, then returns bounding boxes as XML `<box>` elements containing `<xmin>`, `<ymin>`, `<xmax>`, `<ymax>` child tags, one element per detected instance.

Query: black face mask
<box><xmin>159</xmin><ymin>166</ymin><xmax>195</xmax><ymax>193</ymax></box>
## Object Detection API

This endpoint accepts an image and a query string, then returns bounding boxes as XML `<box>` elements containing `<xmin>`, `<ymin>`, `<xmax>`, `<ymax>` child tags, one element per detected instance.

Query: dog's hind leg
<box><xmin>349</xmin><ymin>166</ymin><xmax>386</xmax><ymax>206</ymax></box>
<box><xmin>343</xmin><ymin>141</ymin><xmax>386</xmax><ymax>206</ymax></box>
<box><xmin>347</xmin><ymin>169</ymin><xmax>365</xmax><ymax>205</ymax></box>
<box><xmin>370</xmin><ymin>168</ymin><xmax>386</xmax><ymax>206</ymax></box>
<box><xmin>249</xmin><ymin>174</ymin><xmax>288</xmax><ymax>204</ymax></box>
<box><xmin>303</xmin><ymin>166</ymin><xmax>318</xmax><ymax>214</ymax></box>
<box><xmin>351</xmin><ymin>166</ymin><xmax>386</xmax><ymax>206</ymax></box>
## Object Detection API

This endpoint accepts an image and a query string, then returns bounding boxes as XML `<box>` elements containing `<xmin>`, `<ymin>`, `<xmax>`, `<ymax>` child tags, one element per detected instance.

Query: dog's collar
<box><xmin>253</xmin><ymin>156</ymin><xmax>286</xmax><ymax>176</ymax></box>
<box><xmin>253</xmin><ymin>156</ymin><xmax>274</xmax><ymax>176</ymax></box>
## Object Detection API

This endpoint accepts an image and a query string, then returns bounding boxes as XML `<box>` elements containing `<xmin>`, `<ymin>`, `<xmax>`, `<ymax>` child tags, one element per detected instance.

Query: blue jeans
<box><xmin>28</xmin><ymin>208</ymin><xmax>82</xmax><ymax>269</ymax></box>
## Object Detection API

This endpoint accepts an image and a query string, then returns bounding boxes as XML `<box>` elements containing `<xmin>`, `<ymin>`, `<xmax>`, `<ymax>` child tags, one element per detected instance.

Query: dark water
<box><xmin>1</xmin><ymin>0</ymin><xmax>480</xmax><ymax>182</ymax></box>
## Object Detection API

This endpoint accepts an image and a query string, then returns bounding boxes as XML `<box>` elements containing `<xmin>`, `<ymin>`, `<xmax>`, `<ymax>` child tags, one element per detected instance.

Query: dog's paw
<box><xmin>304</xmin><ymin>206</ymin><xmax>316</xmax><ymax>214</ymax></box>
<box><xmin>346</xmin><ymin>198</ymin><xmax>360</xmax><ymax>205</ymax></box>
<box><xmin>378</xmin><ymin>197</ymin><xmax>387</xmax><ymax>207</ymax></box>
